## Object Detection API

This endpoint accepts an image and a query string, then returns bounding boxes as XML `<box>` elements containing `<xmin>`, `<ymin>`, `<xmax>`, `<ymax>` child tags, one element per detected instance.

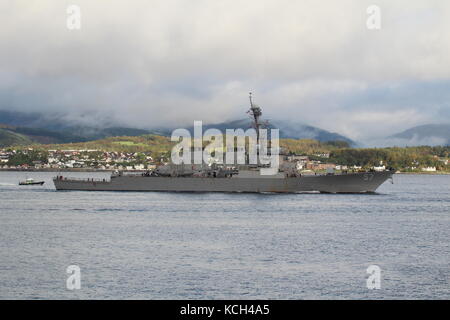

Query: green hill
<box><xmin>0</xmin><ymin>128</ymin><xmax>33</xmax><ymax>147</ymax></box>
<box><xmin>22</xmin><ymin>135</ymin><xmax>348</xmax><ymax>154</ymax></box>
<box><xmin>27</xmin><ymin>134</ymin><xmax>175</xmax><ymax>159</ymax></box>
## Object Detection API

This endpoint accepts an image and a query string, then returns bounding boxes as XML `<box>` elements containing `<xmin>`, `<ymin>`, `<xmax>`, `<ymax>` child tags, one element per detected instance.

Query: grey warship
<box><xmin>53</xmin><ymin>96</ymin><xmax>395</xmax><ymax>193</ymax></box>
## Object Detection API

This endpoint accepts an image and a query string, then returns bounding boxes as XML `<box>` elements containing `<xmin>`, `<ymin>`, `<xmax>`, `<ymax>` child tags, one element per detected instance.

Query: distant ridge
<box><xmin>0</xmin><ymin>124</ymin><xmax>158</xmax><ymax>147</ymax></box>
<box><xmin>389</xmin><ymin>124</ymin><xmax>450</xmax><ymax>146</ymax></box>
<box><xmin>180</xmin><ymin>119</ymin><xmax>355</xmax><ymax>145</ymax></box>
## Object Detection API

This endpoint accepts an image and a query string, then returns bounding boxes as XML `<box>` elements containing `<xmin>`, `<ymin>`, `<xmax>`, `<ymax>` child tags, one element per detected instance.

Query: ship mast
<box><xmin>248</xmin><ymin>92</ymin><xmax>262</xmax><ymax>145</ymax></box>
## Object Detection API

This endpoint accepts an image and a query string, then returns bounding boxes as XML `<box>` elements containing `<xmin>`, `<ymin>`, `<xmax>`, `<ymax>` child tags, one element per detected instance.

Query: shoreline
<box><xmin>394</xmin><ymin>171</ymin><xmax>450</xmax><ymax>175</ymax></box>
<box><xmin>0</xmin><ymin>168</ymin><xmax>449</xmax><ymax>175</ymax></box>
<box><xmin>0</xmin><ymin>168</ymin><xmax>147</xmax><ymax>173</ymax></box>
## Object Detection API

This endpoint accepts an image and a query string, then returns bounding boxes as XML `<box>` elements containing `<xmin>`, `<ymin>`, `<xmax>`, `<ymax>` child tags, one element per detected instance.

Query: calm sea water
<box><xmin>0</xmin><ymin>171</ymin><xmax>449</xmax><ymax>299</ymax></box>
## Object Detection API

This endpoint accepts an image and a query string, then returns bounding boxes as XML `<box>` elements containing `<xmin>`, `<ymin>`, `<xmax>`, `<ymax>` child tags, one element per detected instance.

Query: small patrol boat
<box><xmin>19</xmin><ymin>178</ymin><xmax>45</xmax><ymax>186</ymax></box>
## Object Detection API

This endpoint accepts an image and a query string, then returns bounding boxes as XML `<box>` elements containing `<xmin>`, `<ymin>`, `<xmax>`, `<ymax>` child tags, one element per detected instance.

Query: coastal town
<box><xmin>0</xmin><ymin>148</ymin><xmax>157</xmax><ymax>171</ymax></box>
<box><xmin>0</xmin><ymin>147</ymin><xmax>448</xmax><ymax>173</ymax></box>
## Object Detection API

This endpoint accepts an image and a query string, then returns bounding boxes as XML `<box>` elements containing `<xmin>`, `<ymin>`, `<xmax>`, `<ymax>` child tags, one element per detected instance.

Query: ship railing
<box><xmin>54</xmin><ymin>176</ymin><xmax>108</xmax><ymax>182</ymax></box>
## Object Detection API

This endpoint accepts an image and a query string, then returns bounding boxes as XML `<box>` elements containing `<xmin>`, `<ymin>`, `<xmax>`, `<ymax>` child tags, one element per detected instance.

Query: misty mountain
<box><xmin>0</xmin><ymin>125</ymin><xmax>156</xmax><ymax>147</ymax></box>
<box><xmin>0</xmin><ymin>110</ymin><xmax>355</xmax><ymax>147</ymax></box>
<box><xmin>389</xmin><ymin>124</ymin><xmax>450</xmax><ymax>146</ymax></box>
<box><xmin>272</xmin><ymin>120</ymin><xmax>355</xmax><ymax>144</ymax></box>
<box><xmin>0</xmin><ymin>110</ymin><xmax>47</xmax><ymax>128</ymax></box>
<box><xmin>179</xmin><ymin>119</ymin><xmax>355</xmax><ymax>145</ymax></box>
<box><xmin>0</xmin><ymin>110</ymin><xmax>157</xmax><ymax>146</ymax></box>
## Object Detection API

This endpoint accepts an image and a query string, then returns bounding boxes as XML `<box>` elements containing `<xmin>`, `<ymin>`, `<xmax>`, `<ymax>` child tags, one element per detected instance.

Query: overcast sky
<box><xmin>0</xmin><ymin>0</ymin><xmax>449</xmax><ymax>144</ymax></box>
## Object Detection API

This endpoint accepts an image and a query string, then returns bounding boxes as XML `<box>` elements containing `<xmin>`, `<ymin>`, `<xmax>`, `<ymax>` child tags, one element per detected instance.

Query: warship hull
<box><xmin>53</xmin><ymin>170</ymin><xmax>394</xmax><ymax>193</ymax></box>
